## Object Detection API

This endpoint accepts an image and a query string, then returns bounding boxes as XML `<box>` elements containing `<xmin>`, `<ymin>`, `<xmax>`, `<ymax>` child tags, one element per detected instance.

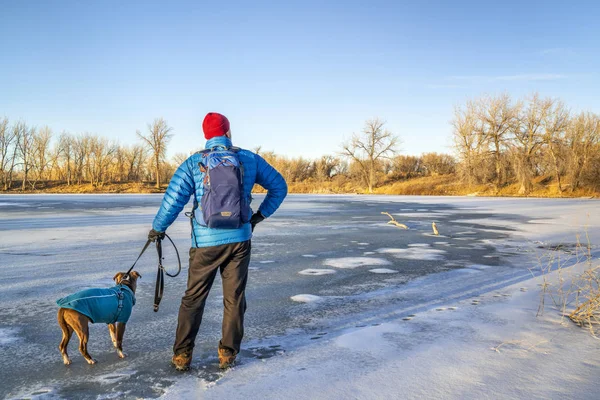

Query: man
<box><xmin>148</xmin><ymin>112</ymin><xmax>287</xmax><ymax>371</ymax></box>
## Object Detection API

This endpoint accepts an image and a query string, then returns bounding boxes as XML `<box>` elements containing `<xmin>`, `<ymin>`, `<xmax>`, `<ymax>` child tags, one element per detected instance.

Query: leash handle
<box><xmin>153</xmin><ymin>240</ymin><xmax>165</xmax><ymax>312</ymax></box>
<box><xmin>162</xmin><ymin>233</ymin><xmax>182</xmax><ymax>278</ymax></box>
<box><xmin>124</xmin><ymin>233</ymin><xmax>182</xmax><ymax>312</ymax></box>
<box><xmin>152</xmin><ymin>234</ymin><xmax>181</xmax><ymax>312</ymax></box>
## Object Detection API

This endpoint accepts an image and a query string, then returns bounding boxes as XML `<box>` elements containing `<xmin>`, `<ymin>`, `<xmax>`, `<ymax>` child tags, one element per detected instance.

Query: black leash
<box><xmin>126</xmin><ymin>233</ymin><xmax>181</xmax><ymax>312</ymax></box>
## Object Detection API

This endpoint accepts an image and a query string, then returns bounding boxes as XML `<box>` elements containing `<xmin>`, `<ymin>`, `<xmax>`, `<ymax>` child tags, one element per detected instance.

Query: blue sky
<box><xmin>1</xmin><ymin>0</ymin><xmax>599</xmax><ymax>159</ymax></box>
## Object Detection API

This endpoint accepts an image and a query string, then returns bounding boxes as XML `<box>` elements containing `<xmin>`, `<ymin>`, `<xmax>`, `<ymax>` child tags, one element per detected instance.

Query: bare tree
<box><xmin>390</xmin><ymin>155</ymin><xmax>422</xmax><ymax>179</ymax></box>
<box><xmin>475</xmin><ymin>94</ymin><xmax>518</xmax><ymax>191</ymax></box>
<box><xmin>87</xmin><ymin>135</ymin><xmax>117</xmax><ymax>186</ymax></box>
<box><xmin>421</xmin><ymin>152</ymin><xmax>456</xmax><ymax>176</ymax></box>
<box><xmin>282</xmin><ymin>157</ymin><xmax>313</xmax><ymax>183</ymax></box>
<box><xmin>0</xmin><ymin>117</ymin><xmax>17</xmax><ymax>190</ymax></box>
<box><xmin>511</xmin><ymin>94</ymin><xmax>548</xmax><ymax>195</ymax></box>
<box><xmin>14</xmin><ymin>122</ymin><xmax>35</xmax><ymax>190</ymax></box>
<box><xmin>452</xmin><ymin>102</ymin><xmax>489</xmax><ymax>186</ymax></box>
<box><xmin>541</xmin><ymin>100</ymin><xmax>570</xmax><ymax>192</ymax></box>
<box><xmin>172</xmin><ymin>152</ymin><xmax>191</xmax><ymax>166</ymax></box>
<box><xmin>341</xmin><ymin>118</ymin><xmax>399</xmax><ymax>193</ymax></box>
<box><xmin>73</xmin><ymin>134</ymin><xmax>91</xmax><ymax>184</ymax></box>
<box><xmin>566</xmin><ymin>112</ymin><xmax>600</xmax><ymax>191</ymax></box>
<box><xmin>314</xmin><ymin>155</ymin><xmax>340</xmax><ymax>181</ymax></box>
<box><xmin>56</xmin><ymin>132</ymin><xmax>75</xmax><ymax>185</ymax></box>
<box><xmin>137</xmin><ymin>118</ymin><xmax>173</xmax><ymax>188</ymax></box>
<box><xmin>124</xmin><ymin>144</ymin><xmax>148</xmax><ymax>182</ymax></box>
<box><xmin>31</xmin><ymin>126</ymin><xmax>52</xmax><ymax>188</ymax></box>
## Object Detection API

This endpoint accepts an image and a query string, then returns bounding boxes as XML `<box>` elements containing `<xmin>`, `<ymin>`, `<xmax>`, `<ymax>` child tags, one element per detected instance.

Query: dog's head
<box><xmin>113</xmin><ymin>271</ymin><xmax>142</xmax><ymax>294</ymax></box>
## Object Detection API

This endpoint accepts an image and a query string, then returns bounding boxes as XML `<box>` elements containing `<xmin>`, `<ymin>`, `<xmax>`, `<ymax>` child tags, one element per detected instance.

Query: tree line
<box><xmin>1</xmin><ymin>93</ymin><xmax>599</xmax><ymax>194</ymax></box>
<box><xmin>0</xmin><ymin>118</ymin><xmax>174</xmax><ymax>190</ymax></box>
<box><xmin>453</xmin><ymin>93</ymin><xmax>600</xmax><ymax>194</ymax></box>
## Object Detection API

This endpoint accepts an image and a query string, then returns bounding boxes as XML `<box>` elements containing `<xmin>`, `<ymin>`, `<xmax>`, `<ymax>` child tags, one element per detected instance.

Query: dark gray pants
<box><xmin>173</xmin><ymin>240</ymin><xmax>251</xmax><ymax>356</ymax></box>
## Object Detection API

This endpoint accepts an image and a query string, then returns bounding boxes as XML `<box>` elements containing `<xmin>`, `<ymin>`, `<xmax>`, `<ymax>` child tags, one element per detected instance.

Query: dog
<box><xmin>56</xmin><ymin>271</ymin><xmax>141</xmax><ymax>365</ymax></box>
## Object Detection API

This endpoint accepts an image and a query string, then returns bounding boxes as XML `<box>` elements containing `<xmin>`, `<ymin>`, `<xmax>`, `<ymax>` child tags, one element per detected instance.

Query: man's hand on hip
<box><xmin>250</xmin><ymin>212</ymin><xmax>265</xmax><ymax>232</ymax></box>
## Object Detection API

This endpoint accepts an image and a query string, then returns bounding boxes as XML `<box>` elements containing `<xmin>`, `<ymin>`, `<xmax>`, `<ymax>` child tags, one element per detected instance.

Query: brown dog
<box><xmin>56</xmin><ymin>271</ymin><xmax>141</xmax><ymax>365</ymax></box>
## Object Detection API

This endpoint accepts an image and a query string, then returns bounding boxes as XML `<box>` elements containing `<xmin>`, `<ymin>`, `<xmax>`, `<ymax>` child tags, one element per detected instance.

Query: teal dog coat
<box><xmin>56</xmin><ymin>285</ymin><xmax>136</xmax><ymax>324</ymax></box>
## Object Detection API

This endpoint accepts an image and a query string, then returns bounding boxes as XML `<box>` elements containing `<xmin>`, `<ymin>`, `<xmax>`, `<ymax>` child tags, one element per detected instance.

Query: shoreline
<box><xmin>0</xmin><ymin>191</ymin><xmax>597</xmax><ymax>199</ymax></box>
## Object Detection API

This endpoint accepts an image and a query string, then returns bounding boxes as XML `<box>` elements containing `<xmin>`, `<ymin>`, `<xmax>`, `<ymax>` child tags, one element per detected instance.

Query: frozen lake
<box><xmin>0</xmin><ymin>194</ymin><xmax>598</xmax><ymax>399</ymax></box>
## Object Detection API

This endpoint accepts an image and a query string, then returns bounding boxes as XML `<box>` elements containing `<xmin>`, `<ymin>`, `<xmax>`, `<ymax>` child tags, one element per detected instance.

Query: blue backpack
<box><xmin>196</xmin><ymin>147</ymin><xmax>250</xmax><ymax>229</ymax></box>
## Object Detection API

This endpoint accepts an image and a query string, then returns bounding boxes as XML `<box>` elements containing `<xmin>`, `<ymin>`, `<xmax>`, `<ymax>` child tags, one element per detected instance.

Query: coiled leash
<box><xmin>126</xmin><ymin>233</ymin><xmax>181</xmax><ymax>312</ymax></box>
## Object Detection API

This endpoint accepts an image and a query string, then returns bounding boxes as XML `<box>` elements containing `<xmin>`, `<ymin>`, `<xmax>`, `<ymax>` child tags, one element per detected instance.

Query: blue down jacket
<box><xmin>152</xmin><ymin>136</ymin><xmax>288</xmax><ymax>247</ymax></box>
<box><xmin>56</xmin><ymin>285</ymin><xmax>136</xmax><ymax>324</ymax></box>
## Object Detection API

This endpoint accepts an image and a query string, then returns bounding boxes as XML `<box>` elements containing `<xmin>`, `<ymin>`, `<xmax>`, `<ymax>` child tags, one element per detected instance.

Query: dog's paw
<box><xmin>86</xmin><ymin>358</ymin><xmax>97</xmax><ymax>365</ymax></box>
<box><xmin>63</xmin><ymin>357</ymin><xmax>72</xmax><ymax>365</ymax></box>
<box><xmin>118</xmin><ymin>351</ymin><xmax>128</xmax><ymax>359</ymax></box>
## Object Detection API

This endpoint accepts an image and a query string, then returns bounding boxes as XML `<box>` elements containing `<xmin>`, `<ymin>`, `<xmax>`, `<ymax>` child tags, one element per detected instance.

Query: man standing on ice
<box><xmin>148</xmin><ymin>112</ymin><xmax>287</xmax><ymax>371</ymax></box>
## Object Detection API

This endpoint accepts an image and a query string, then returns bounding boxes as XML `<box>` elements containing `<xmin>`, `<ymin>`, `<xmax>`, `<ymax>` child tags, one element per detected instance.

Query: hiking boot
<box><xmin>218</xmin><ymin>348</ymin><xmax>236</xmax><ymax>369</ymax></box>
<box><xmin>171</xmin><ymin>352</ymin><xmax>192</xmax><ymax>371</ymax></box>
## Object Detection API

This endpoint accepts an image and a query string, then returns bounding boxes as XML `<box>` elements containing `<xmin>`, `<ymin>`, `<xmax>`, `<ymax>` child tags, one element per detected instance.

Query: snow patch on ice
<box><xmin>12</xmin><ymin>387</ymin><xmax>59</xmax><ymax>399</ymax></box>
<box><xmin>376</xmin><ymin>247</ymin><xmax>446</xmax><ymax>260</ymax></box>
<box><xmin>453</xmin><ymin>268</ymin><xmax>481</xmax><ymax>274</ymax></box>
<box><xmin>158</xmin><ymin>376</ymin><xmax>218</xmax><ymax>399</ymax></box>
<box><xmin>467</xmin><ymin>264</ymin><xmax>493</xmax><ymax>271</ymax></box>
<box><xmin>302</xmin><ymin>254</ymin><xmax>317</xmax><ymax>258</ymax></box>
<box><xmin>335</xmin><ymin>323</ymin><xmax>407</xmax><ymax>357</ymax></box>
<box><xmin>323</xmin><ymin>257</ymin><xmax>392</xmax><ymax>269</ymax></box>
<box><xmin>357</xmin><ymin>242</ymin><xmax>370</xmax><ymax>245</ymax></box>
<box><xmin>0</xmin><ymin>202</ymin><xmax>31</xmax><ymax>207</ymax></box>
<box><xmin>369</xmin><ymin>268</ymin><xmax>399</xmax><ymax>274</ymax></box>
<box><xmin>393</xmin><ymin>212</ymin><xmax>451</xmax><ymax>219</ymax></box>
<box><xmin>299</xmin><ymin>269</ymin><xmax>337</xmax><ymax>276</ymax></box>
<box><xmin>291</xmin><ymin>294</ymin><xmax>323</xmax><ymax>303</ymax></box>
<box><xmin>259</xmin><ymin>260</ymin><xmax>275</xmax><ymax>264</ymax></box>
<box><xmin>363</xmin><ymin>251</ymin><xmax>376</xmax><ymax>255</ymax></box>
<box><xmin>96</xmin><ymin>369</ymin><xmax>137</xmax><ymax>384</ymax></box>
<box><xmin>408</xmin><ymin>243</ymin><xmax>430</xmax><ymax>248</ymax></box>
<box><xmin>0</xmin><ymin>327</ymin><xmax>19</xmax><ymax>345</ymax></box>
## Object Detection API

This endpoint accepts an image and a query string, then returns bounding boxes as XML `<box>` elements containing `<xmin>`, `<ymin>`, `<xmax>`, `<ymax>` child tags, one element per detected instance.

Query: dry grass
<box><xmin>2</xmin><ymin>174</ymin><xmax>599</xmax><ymax>197</ymax></box>
<box><xmin>534</xmin><ymin>231</ymin><xmax>600</xmax><ymax>336</ymax></box>
<box><xmin>1</xmin><ymin>181</ymin><xmax>165</xmax><ymax>194</ymax></box>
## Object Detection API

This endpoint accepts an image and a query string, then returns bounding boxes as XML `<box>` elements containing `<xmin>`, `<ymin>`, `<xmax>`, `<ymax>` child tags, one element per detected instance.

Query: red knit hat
<box><xmin>202</xmin><ymin>112</ymin><xmax>230</xmax><ymax>140</ymax></box>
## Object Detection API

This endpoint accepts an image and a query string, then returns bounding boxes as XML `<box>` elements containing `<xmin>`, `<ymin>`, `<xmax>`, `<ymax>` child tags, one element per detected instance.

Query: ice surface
<box><xmin>298</xmin><ymin>269</ymin><xmax>337</xmax><ymax>276</ymax></box>
<box><xmin>2</xmin><ymin>194</ymin><xmax>599</xmax><ymax>399</ymax></box>
<box><xmin>323</xmin><ymin>257</ymin><xmax>392</xmax><ymax>269</ymax></box>
<box><xmin>376</xmin><ymin>247</ymin><xmax>447</xmax><ymax>260</ymax></box>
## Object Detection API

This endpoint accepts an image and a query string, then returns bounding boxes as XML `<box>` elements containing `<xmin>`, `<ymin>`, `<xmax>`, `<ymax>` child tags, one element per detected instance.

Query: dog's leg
<box><xmin>108</xmin><ymin>323</ymin><xmax>118</xmax><ymax>348</ymax></box>
<box><xmin>57</xmin><ymin>309</ymin><xmax>73</xmax><ymax>365</ymax></box>
<box><xmin>75</xmin><ymin>322</ymin><xmax>96</xmax><ymax>365</ymax></box>
<box><xmin>115</xmin><ymin>322</ymin><xmax>127</xmax><ymax>358</ymax></box>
